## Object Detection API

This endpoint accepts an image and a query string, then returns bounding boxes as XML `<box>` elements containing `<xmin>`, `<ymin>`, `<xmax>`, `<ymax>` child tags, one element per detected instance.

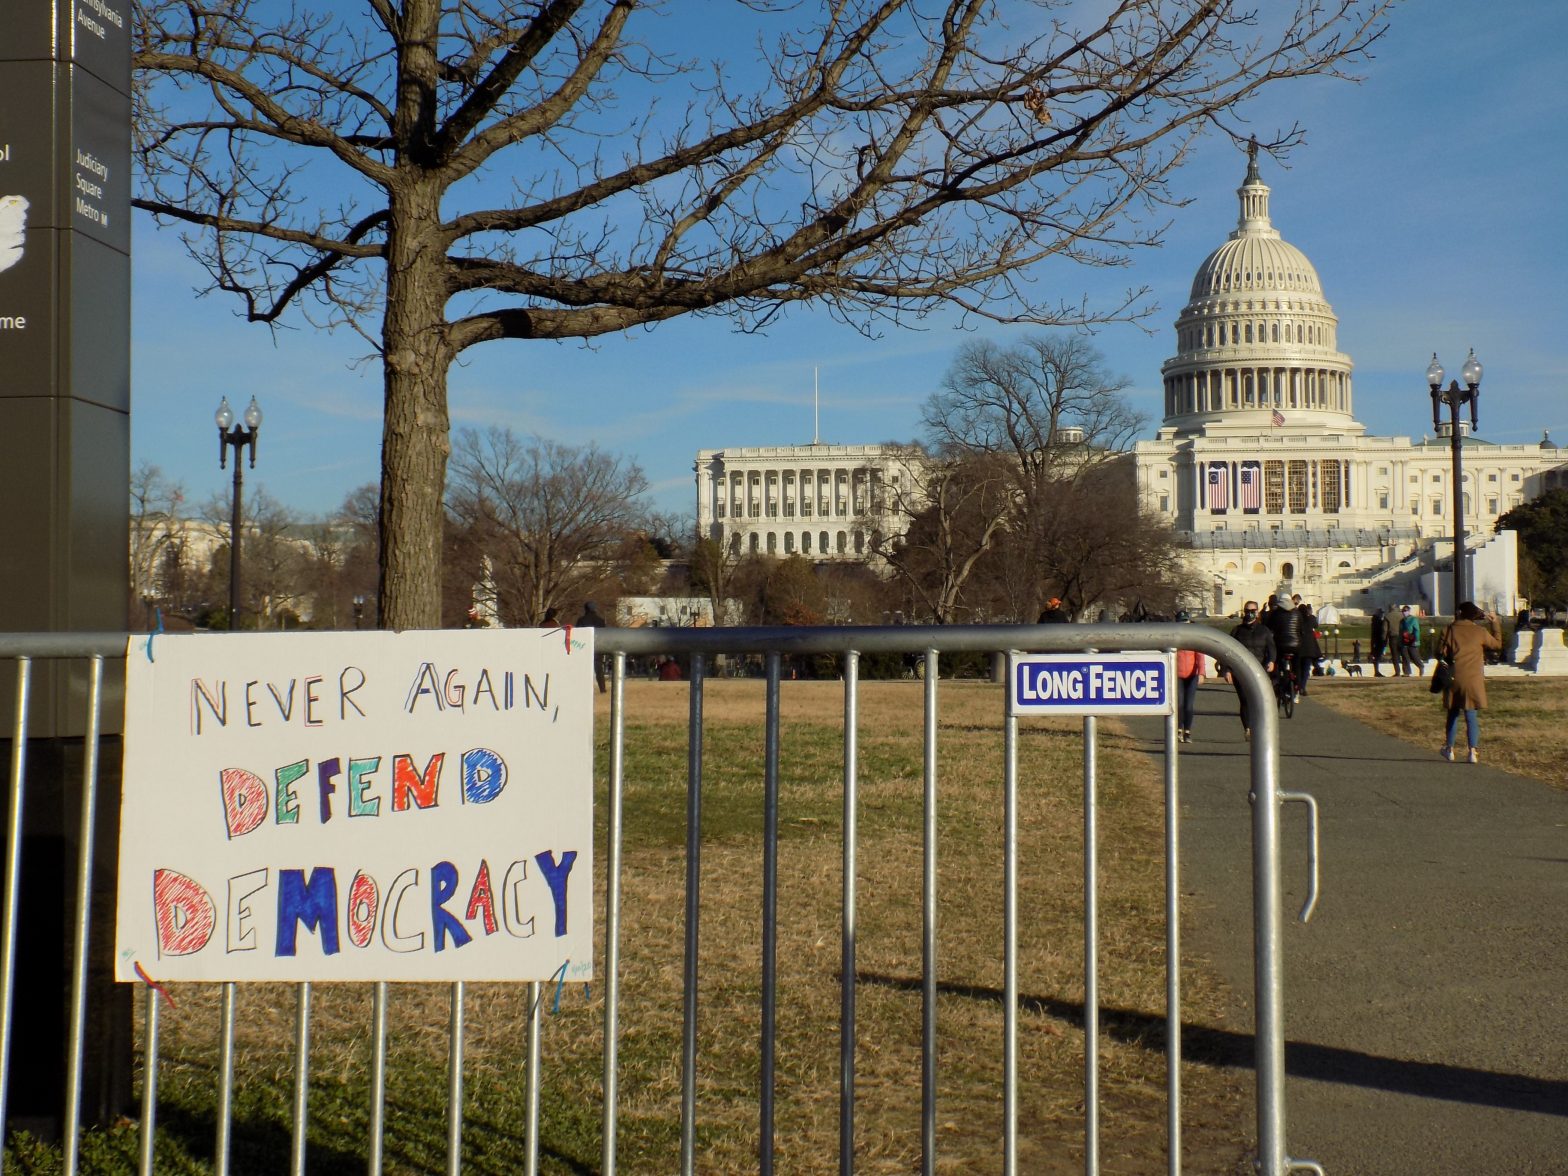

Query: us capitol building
<box><xmin>1132</xmin><ymin>148</ymin><xmax>1565</xmax><ymax>615</ymax></box>
<box><xmin>696</xmin><ymin>152</ymin><xmax>1566</xmax><ymax>616</ymax></box>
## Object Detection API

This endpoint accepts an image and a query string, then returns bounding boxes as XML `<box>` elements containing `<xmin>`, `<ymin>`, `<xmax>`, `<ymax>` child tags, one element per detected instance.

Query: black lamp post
<box><xmin>216</xmin><ymin>396</ymin><xmax>263</xmax><ymax>630</ymax></box>
<box><xmin>1426</xmin><ymin>350</ymin><xmax>1482</xmax><ymax>611</ymax></box>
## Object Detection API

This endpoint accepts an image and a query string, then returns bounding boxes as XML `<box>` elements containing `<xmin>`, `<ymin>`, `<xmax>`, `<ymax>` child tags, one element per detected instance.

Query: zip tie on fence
<box><xmin>145</xmin><ymin>608</ymin><xmax>165</xmax><ymax>662</ymax></box>
<box><xmin>134</xmin><ymin>961</ymin><xmax>176</xmax><ymax>1009</ymax></box>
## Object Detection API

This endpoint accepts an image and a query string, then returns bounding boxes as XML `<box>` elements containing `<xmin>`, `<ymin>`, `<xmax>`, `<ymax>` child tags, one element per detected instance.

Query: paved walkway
<box><xmin>1130</xmin><ymin>682</ymin><xmax>1568</xmax><ymax>1174</ymax></box>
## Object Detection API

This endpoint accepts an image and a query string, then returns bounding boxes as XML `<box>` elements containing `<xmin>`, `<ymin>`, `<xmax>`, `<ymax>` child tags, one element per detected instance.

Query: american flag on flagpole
<box><xmin>1206</xmin><ymin>463</ymin><xmax>1229</xmax><ymax>511</ymax></box>
<box><xmin>1271</xmin><ymin>408</ymin><xmax>1286</xmax><ymax>427</ymax></box>
<box><xmin>1239</xmin><ymin>462</ymin><xmax>1261</xmax><ymax>512</ymax></box>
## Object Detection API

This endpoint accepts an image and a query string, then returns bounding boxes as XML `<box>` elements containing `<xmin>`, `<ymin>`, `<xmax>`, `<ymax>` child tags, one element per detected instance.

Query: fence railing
<box><xmin>0</xmin><ymin>624</ymin><xmax>1319</xmax><ymax>1175</ymax></box>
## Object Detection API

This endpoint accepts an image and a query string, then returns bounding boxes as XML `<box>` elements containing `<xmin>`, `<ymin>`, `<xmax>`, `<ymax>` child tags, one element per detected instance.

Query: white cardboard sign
<box><xmin>114</xmin><ymin>629</ymin><xmax>595</xmax><ymax>984</ymax></box>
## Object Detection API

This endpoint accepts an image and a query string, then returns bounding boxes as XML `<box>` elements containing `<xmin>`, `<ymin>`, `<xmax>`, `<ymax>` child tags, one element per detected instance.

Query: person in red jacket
<box><xmin>1175</xmin><ymin>645</ymin><xmax>1206</xmax><ymax>743</ymax></box>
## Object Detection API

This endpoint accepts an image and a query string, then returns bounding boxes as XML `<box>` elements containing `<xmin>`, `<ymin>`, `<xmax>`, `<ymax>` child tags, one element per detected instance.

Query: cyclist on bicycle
<box><xmin>1264</xmin><ymin>594</ymin><xmax>1305</xmax><ymax>702</ymax></box>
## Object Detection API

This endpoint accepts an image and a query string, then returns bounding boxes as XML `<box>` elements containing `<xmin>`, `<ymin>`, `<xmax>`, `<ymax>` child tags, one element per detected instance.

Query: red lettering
<box><xmin>464</xmin><ymin>859</ymin><xmax>497</xmax><ymax>935</ymax></box>
<box><xmin>220</xmin><ymin>768</ymin><xmax>268</xmax><ymax>838</ymax></box>
<box><xmin>391</xmin><ymin>753</ymin><xmax>443</xmax><ymax>811</ymax></box>
<box><xmin>152</xmin><ymin>869</ymin><xmax>215</xmax><ymax>957</ymax></box>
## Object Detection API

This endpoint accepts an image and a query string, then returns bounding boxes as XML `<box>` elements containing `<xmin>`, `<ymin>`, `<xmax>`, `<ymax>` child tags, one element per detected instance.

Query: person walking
<box><xmin>1396</xmin><ymin>605</ymin><xmax>1424</xmax><ymax>677</ymax></box>
<box><xmin>1036</xmin><ymin>597</ymin><xmax>1070</xmax><ymax>623</ymax></box>
<box><xmin>1175</xmin><ymin>639</ymin><xmax>1206</xmax><ymax>743</ymax></box>
<box><xmin>1217</xmin><ymin>601</ymin><xmax>1276</xmax><ymax>740</ymax></box>
<box><xmin>1369</xmin><ymin>607</ymin><xmax>1389</xmax><ymax>676</ymax></box>
<box><xmin>575</xmin><ymin>600</ymin><xmax>610</xmax><ymax>693</ymax></box>
<box><xmin>1437</xmin><ymin>602</ymin><xmax>1503</xmax><ymax>763</ymax></box>
<box><xmin>1294</xmin><ymin>596</ymin><xmax>1320</xmax><ymax>697</ymax></box>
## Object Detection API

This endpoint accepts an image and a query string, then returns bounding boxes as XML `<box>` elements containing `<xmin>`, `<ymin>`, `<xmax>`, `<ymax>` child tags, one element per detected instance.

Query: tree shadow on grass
<box><xmin>857</xmin><ymin>971</ymin><xmax>1568</xmax><ymax>1118</ymax></box>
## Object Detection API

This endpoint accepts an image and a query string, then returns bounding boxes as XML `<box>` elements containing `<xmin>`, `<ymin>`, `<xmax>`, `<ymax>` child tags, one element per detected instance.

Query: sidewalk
<box><xmin>1131</xmin><ymin>683</ymin><xmax>1568</xmax><ymax>1174</ymax></box>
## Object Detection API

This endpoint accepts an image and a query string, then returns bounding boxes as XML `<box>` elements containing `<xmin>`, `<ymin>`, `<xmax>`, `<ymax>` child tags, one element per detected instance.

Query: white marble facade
<box><xmin>1133</xmin><ymin>150</ymin><xmax>1567</xmax><ymax>614</ymax></box>
<box><xmin>694</xmin><ymin>443</ymin><xmax>927</xmax><ymax>560</ymax></box>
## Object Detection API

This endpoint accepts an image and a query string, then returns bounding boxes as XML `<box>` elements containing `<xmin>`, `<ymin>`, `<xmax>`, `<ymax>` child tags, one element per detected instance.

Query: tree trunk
<box><xmin>378</xmin><ymin>177</ymin><xmax>453</xmax><ymax>630</ymax></box>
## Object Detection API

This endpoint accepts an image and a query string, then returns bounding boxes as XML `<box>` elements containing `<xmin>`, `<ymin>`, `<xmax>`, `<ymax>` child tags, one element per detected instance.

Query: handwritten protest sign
<box><xmin>114</xmin><ymin>629</ymin><xmax>594</xmax><ymax>984</ymax></box>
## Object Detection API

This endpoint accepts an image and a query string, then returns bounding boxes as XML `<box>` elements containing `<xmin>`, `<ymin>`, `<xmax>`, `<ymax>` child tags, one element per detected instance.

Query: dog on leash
<box><xmin>1340</xmin><ymin>660</ymin><xmax>1364</xmax><ymax>677</ymax></box>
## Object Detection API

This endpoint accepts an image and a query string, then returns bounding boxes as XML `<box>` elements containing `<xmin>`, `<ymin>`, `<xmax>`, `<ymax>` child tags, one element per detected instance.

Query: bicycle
<box><xmin>1274</xmin><ymin>660</ymin><xmax>1297</xmax><ymax>719</ymax></box>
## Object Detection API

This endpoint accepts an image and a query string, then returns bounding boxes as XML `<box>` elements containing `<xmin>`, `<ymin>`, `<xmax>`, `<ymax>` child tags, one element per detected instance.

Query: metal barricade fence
<box><xmin>0</xmin><ymin>625</ymin><xmax>1321</xmax><ymax>1175</ymax></box>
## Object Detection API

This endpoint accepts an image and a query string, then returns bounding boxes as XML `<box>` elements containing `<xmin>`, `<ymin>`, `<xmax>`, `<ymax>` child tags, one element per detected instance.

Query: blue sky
<box><xmin>130</xmin><ymin>0</ymin><xmax>1568</xmax><ymax>521</ymax></box>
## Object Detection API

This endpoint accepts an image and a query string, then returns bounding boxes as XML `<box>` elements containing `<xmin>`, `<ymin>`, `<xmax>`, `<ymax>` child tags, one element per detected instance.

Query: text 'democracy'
<box><xmin>115</xmin><ymin>628</ymin><xmax>596</xmax><ymax>984</ymax></box>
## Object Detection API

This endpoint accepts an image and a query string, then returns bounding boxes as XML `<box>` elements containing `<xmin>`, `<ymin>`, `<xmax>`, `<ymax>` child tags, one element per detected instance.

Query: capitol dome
<box><xmin>1159</xmin><ymin>147</ymin><xmax>1355</xmax><ymax>433</ymax></box>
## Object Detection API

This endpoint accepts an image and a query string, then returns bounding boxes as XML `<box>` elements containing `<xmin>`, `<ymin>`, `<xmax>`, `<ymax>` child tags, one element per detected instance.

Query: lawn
<box><xmin>1311</xmin><ymin>674</ymin><xmax>1568</xmax><ymax>788</ymax></box>
<box><xmin>13</xmin><ymin>679</ymin><xmax>1255</xmax><ymax>1174</ymax></box>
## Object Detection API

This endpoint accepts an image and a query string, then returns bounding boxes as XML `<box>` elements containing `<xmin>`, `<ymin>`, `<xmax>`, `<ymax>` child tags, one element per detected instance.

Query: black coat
<box><xmin>1266</xmin><ymin>604</ymin><xmax>1304</xmax><ymax>652</ymax></box>
<box><xmin>1222</xmin><ymin>621</ymin><xmax>1277</xmax><ymax>676</ymax></box>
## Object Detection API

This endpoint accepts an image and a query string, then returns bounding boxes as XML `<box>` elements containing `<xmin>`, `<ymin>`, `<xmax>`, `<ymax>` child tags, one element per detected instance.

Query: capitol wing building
<box><xmin>1133</xmin><ymin>151</ymin><xmax>1566</xmax><ymax>616</ymax></box>
<box><xmin>695</xmin><ymin>153</ymin><xmax>1566</xmax><ymax>618</ymax></box>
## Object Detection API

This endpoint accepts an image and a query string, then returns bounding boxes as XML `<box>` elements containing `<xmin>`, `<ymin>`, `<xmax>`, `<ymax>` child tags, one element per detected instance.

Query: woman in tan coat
<box><xmin>1438</xmin><ymin>601</ymin><xmax>1503</xmax><ymax>763</ymax></box>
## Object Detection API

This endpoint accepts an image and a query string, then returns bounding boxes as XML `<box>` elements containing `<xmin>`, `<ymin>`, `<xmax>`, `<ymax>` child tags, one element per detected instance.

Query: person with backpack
<box><xmin>1396</xmin><ymin>605</ymin><xmax>1424</xmax><ymax>678</ymax></box>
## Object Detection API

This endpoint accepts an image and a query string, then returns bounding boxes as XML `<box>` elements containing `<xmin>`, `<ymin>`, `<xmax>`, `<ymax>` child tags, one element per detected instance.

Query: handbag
<box><xmin>1429</xmin><ymin>660</ymin><xmax>1451</xmax><ymax>694</ymax></box>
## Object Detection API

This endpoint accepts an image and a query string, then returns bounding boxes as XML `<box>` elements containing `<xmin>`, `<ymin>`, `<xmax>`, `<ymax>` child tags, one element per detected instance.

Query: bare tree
<box><xmin>922</xmin><ymin>335</ymin><xmax>1144</xmax><ymax>507</ymax></box>
<box><xmin>198</xmin><ymin>484</ymin><xmax>309</xmax><ymax>627</ymax></box>
<box><xmin>445</xmin><ymin>427</ymin><xmax>651</xmax><ymax>625</ymax></box>
<box><xmin>875</xmin><ymin>451</ymin><xmax>1014</xmax><ymax>624</ymax></box>
<box><xmin>133</xmin><ymin>0</ymin><xmax>1392</xmax><ymax>627</ymax></box>
<box><xmin>129</xmin><ymin>463</ymin><xmax>187</xmax><ymax>620</ymax></box>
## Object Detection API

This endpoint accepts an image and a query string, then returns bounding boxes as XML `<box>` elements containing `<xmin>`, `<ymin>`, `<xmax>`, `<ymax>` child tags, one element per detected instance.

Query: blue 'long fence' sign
<box><xmin>1009</xmin><ymin>652</ymin><xmax>1175</xmax><ymax>717</ymax></box>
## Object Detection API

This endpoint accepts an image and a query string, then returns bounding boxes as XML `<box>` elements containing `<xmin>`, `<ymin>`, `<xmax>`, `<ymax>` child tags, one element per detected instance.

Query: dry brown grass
<box><xmin>125</xmin><ymin>679</ymin><xmax>1253</xmax><ymax>1175</ymax></box>
<box><xmin>1312</xmin><ymin>675</ymin><xmax>1568</xmax><ymax>788</ymax></box>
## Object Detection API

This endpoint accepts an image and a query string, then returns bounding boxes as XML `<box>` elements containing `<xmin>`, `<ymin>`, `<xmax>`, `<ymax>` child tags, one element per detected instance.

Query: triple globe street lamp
<box><xmin>1425</xmin><ymin>350</ymin><xmax>1482</xmax><ymax>611</ymax></box>
<box><xmin>216</xmin><ymin>396</ymin><xmax>263</xmax><ymax>630</ymax></box>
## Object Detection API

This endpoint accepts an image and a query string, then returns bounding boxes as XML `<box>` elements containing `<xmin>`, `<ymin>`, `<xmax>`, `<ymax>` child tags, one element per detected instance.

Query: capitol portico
<box><xmin>1134</xmin><ymin>147</ymin><xmax>1567</xmax><ymax>616</ymax></box>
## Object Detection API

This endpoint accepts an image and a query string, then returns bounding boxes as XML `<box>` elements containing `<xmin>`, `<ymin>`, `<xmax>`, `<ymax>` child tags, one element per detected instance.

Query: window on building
<box><xmin>1431</xmin><ymin>498</ymin><xmax>1442</xmax><ymax>515</ymax></box>
<box><xmin>1252</xmin><ymin>562</ymin><xmax>1267</xmax><ymax>574</ymax></box>
<box><xmin>802</xmin><ymin>531</ymin><xmax>812</xmax><ymax>554</ymax></box>
<box><xmin>1488</xmin><ymin>497</ymin><xmax>1498</xmax><ymax>514</ymax></box>
<box><xmin>716</xmin><ymin>500</ymin><xmax>726</xmax><ymax>518</ymax></box>
<box><xmin>1281</xmin><ymin>561</ymin><xmax>1295</xmax><ymax>579</ymax></box>
<box><xmin>1431</xmin><ymin>473</ymin><xmax>1442</xmax><ymax>483</ymax></box>
<box><xmin>783</xmin><ymin>532</ymin><xmax>794</xmax><ymax>554</ymax></box>
<box><xmin>1511</xmin><ymin>473</ymin><xmax>1521</xmax><ymax>482</ymax></box>
<box><xmin>1377</xmin><ymin>466</ymin><xmax>1389</xmax><ymax>475</ymax></box>
<box><xmin>1410</xmin><ymin>502</ymin><xmax>1419</xmax><ymax>515</ymax></box>
<box><xmin>766</xmin><ymin>532</ymin><xmax>776</xmax><ymax>554</ymax></box>
<box><xmin>1159</xmin><ymin>494</ymin><xmax>1170</xmax><ymax>512</ymax></box>
<box><xmin>1320</xmin><ymin>461</ymin><xmax>1341</xmax><ymax>513</ymax></box>
<box><xmin>1158</xmin><ymin>468</ymin><xmax>1168</xmax><ymax>478</ymax></box>
<box><xmin>1487</xmin><ymin>472</ymin><xmax>1498</xmax><ymax>482</ymax></box>
<box><xmin>1264</xmin><ymin>460</ymin><xmax>1285</xmax><ymax>513</ymax></box>
<box><xmin>1377</xmin><ymin>491</ymin><xmax>1390</xmax><ymax>510</ymax></box>
<box><xmin>1287</xmin><ymin>460</ymin><xmax>1308</xmax><ymax>513</ymax></box>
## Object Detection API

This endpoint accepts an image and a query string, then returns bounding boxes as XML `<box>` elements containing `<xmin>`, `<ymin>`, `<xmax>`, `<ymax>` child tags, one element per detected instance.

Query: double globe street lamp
<box><xmin>1426</xmin><ymin>350</ymin><xmax>1482</xmax><ymax>611</ymax></box>
<box><xmin>216</xmin><ymin>396</ymin><xmax>263</xmax><ymax>630</ymax></box>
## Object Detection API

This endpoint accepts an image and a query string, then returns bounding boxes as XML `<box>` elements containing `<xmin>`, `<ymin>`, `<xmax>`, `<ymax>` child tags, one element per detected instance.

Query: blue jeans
<box><xmin>1444</xmin><ymin>706</ymin><xmax>1479</xmax><ymax>749</ymax></box>
<box><xmin>1178</xmin><ymin>673</ymin><xmax>1199</xmax><ymax>731</ymax></box>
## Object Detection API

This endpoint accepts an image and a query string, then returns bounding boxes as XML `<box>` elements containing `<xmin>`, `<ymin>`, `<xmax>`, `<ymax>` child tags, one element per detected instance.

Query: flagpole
<box><xmin>813</xmin><ymin>367</ymin><xmax>820</xmax><ymax>444</ymax></box>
